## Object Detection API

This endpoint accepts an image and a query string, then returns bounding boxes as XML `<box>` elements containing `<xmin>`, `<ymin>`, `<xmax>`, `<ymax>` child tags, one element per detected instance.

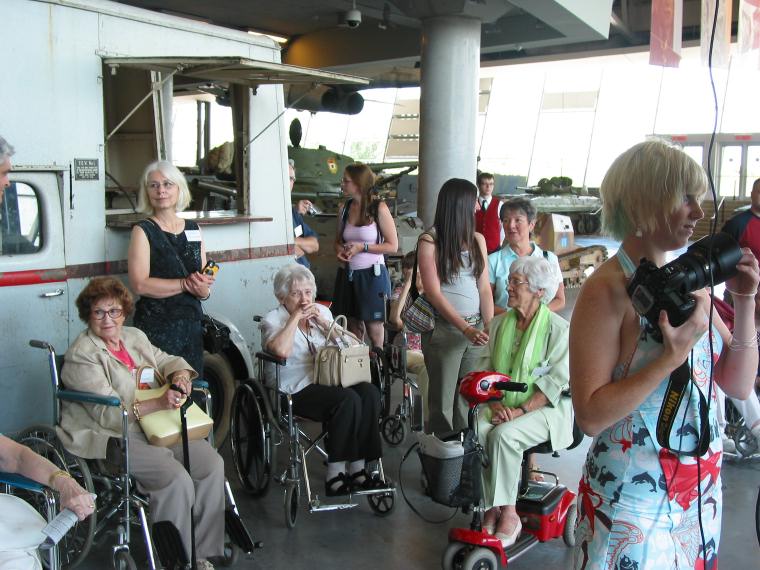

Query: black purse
<box><xmin>202</xmin><ymin>314</ymin><xmax>231</xmax><ymax>354</ymax></box>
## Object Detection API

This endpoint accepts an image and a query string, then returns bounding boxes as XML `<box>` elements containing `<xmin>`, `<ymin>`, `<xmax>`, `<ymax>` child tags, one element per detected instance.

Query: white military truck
<box><xmin>0</xmin><ymin>0</ymin><xmax>366</xmax><ymax>440</ymax></box>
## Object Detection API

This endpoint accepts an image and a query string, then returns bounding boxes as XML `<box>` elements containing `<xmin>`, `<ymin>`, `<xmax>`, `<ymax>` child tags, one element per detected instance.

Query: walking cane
<box><xmin>177</xmin><ymin>385</ymin><xmax>197</xmax><ymax>570</ymax></box>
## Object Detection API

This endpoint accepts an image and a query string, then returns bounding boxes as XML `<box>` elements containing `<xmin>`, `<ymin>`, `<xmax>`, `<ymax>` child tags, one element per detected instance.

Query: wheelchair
<box><xmin>229</xmin><ymin>327</ymin><xmax>396</xmax><ymax>529</ymax></box>
<box><xmin>373</xmin><ymin>331</ymin><xmax>424</xmax><ymax>447</ymax></box>
<box><xmin>16</xmin><ymin>339</ymin><xmax>256</xmax><ymax>570</ymax></box>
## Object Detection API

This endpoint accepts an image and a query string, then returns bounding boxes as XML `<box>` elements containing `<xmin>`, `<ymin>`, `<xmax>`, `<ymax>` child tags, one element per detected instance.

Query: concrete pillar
<box><xmin>418</xmin><ymin>16</ymin><xmax>481</xmax><ymax>226</ymax></box>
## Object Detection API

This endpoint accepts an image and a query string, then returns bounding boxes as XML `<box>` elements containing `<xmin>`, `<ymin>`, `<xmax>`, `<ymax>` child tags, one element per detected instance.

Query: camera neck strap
<box><xmin>656</xmin><ymin>358</ymin><xmax>711</xmax><ymax>457</ymax></box>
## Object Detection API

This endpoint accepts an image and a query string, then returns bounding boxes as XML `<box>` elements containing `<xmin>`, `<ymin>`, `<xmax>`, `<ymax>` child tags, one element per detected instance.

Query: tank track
<box><xmin>558</xmin><ymin>245</ymin><xmax>608</xmax><ymax>288</ymax></box>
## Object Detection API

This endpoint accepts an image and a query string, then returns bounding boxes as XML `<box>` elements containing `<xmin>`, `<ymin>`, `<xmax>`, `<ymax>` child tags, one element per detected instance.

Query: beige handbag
<box><xmin>133</xmin><ymin>367</ymin><xmax>213</xmax><ymax>447</ymax></box>
<box><xmin>312</xmin><ymin>315</ymin><xmax>372</xmax><ymax>388</ymax></box>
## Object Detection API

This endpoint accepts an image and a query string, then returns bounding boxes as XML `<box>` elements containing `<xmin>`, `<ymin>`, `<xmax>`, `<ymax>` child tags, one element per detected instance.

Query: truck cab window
<box><xmin>0</xmin><ymin>182</ymin><xmax>42</xmax><ymax>255</ymax></box>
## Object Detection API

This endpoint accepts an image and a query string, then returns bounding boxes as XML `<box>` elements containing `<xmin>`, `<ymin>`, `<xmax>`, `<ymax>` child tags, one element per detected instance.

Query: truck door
<box><xmin>0</xmin><ymin>170</ymin><xmax>68</xmax><ymax>433</ymax></box>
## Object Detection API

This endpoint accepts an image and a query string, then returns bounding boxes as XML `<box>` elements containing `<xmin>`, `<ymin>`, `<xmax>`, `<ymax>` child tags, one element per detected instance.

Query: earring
<box><xmin>635</xmin><ymin>227</ymin><xmax>643</xmax><ymax>238</ymax></box>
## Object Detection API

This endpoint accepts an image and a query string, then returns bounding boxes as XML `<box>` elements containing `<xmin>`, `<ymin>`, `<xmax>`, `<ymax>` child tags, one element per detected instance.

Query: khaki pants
<box><xmin>422</xmin><ymin>319</ymin><xmax>485</xmax><ymax>434</ymax></box>
<box><xmin>476</xmin><ymin>410</ymin><xmax>551</xmax><ymax>508</ymax></box>
<box><xmin>406</xmin><ymin>349</ymin><xmax>429</xmax><ymax>422</ymax></box>
<box><xmin>126</xmin><ymin>430</ymin><xmax>225</xmax><ymax>560</ymax></box>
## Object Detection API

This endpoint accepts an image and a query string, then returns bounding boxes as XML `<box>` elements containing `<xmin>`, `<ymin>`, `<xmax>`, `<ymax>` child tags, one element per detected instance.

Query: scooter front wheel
<box><xmin>462</xmin><ymin>547</ymin><xmax>498</xmax><ymax>570</ymax></box>
<box><xmin>442</xmin><ymin>540</ymin><xmax>468</xmax><ymax>570</ymax></box>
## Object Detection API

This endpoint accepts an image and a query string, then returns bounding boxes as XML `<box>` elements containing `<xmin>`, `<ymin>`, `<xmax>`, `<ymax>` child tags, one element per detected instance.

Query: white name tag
<box><xmin>184</xmin><ymin>230</ymin><xmax>202</xmax><ymax>242</ymax></box>
<box><xmin>138</xmin><ymin>368</ymin><xmax>158</xmax><ymax>389</ymax></box>
<box><xmin>294</xmin><ymin>224</ymin><xmax>303</xmax><ymax>238</ymax></box>
<box><xmin>531</xmin><ymin>365</ymin><xmax>551</xmax><ymax>378</ymax></box>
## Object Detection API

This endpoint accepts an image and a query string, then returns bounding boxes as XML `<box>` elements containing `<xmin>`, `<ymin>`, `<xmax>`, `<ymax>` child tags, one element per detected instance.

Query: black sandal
<box><xmin>349</xmin><ymin>469</ymin><xmax>383</xmax><ymax>491</ymax></box>
<box><xmin>325</xmin><ymin>473</ymin><xmax>351</xmax><ymax>496</ymax></box>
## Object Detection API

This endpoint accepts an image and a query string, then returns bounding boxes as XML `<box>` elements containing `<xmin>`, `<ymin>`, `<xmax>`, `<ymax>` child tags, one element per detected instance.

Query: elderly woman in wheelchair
<box><xmin>476</xmin><ymin>256</ymin><xmax>573</xmax><ymax>548</ymax></box>
<box><xmin>260</xmin><ymin>264</ymin><xmax>385</xmax><ymax>496</ymax></box>
<box><xmin>56</xmin><ymin>276</ymin><xmax>225</xmax><ymax>569</ymax></box>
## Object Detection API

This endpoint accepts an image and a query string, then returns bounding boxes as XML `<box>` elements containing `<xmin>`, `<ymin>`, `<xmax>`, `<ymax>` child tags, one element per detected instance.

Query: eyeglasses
<box><xmin>92</xmin><ymin>308</ymin><xmax>123</xmax><ymax>320</ymax></box>
<box><xmin>289</xmin><ymin>176</ymin><xmax>296</xmax><ymax>182</ymax></box>
<box><xmin>508</xmin><ymin>278</ymin><xmax>529</xmax><ymax>287</ymax></box>
<box><xmin>148</xmin><ymin>180</ymin><xmax>177</xmax><ymax>191</ymax></box>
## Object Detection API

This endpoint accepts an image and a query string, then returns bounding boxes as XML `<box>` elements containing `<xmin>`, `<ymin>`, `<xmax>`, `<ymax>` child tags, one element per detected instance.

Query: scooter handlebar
<box><xmin>491</xmin><ymin>381</ymin><xmax>528</xmax><ymax>392</ymax></box>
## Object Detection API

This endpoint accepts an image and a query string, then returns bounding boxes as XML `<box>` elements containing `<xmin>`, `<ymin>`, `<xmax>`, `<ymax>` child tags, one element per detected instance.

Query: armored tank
<box><xmin>518</xmin><ymin>176</ymin><xmax>603</xmax><ymax>235</ymax></box>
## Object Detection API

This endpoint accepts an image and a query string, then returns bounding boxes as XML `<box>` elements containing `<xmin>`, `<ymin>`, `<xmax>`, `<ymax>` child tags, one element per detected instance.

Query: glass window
<box><xmin>1</xmin><ymin>182</ymin><xmax>42</xmax><ymax>255</ymax></box>
<box><xmin>719</xmin><ymin>145</ymin><xmax>742</xmax><ymax>198</ymax></box>
<box><xmin>682</xmin><ymin>145</ymin><xmax>704</xmax><ymax>169</ymax></box>
<box><xmin>746</xmin><ymin>145</ymin><xmax>760</xmax><ymax>197</ymax></box>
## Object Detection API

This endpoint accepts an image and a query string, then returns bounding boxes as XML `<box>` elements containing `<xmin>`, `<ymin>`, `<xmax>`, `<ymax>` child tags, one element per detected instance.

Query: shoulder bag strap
<box><xmin>145</xmin><ymin>219</ymin><xmax>191</xmax><ymax>278</ymax></box>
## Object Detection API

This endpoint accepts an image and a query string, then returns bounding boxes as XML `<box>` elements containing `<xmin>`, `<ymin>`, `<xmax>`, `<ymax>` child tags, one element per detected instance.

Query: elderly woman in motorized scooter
<box><xmin>56</xmin><ymin>277</ymin><xmax>224</xmax><ymax>570</ymax></box>
<box><xmin>260</xmin><ymin>264</ymin><xmax>385</xmax><ymax>496</ymax></box>
<box><xmin>477</xmin><ymin>255</ymin><xmax>573</xmax><ymax>548</ymax></box>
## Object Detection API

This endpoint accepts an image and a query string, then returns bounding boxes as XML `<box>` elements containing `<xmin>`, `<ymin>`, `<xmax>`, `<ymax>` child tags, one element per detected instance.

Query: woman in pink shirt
<box><xmin>332</xmin><ymin>164</ymin><xmax>398</xmax><ymax>347</ymax></box>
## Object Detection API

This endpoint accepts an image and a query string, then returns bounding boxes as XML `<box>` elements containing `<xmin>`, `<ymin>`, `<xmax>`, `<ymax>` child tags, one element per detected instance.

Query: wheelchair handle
<box><xmin>491</xmin><ymin>381</ymin><xmax>528</xmax><ymax>393</ymax></box>
<box><xmin>29</xmin><ymin>339</ymin><xmax>52</xmax><ymax>350</ymax></box>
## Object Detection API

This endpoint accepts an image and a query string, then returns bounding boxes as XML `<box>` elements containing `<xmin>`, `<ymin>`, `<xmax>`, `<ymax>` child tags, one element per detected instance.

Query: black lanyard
<box><xmin>656</xmin><ymin>357</ymin><xmax>711</xmax><ymax>457</ymax></box>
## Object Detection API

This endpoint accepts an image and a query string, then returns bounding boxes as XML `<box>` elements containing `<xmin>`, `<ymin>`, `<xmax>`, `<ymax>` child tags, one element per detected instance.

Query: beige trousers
<box><xmin>127</xmin><ymin>430</ymin><xmax>225</xmax><ymax>559</ymax></box>
<box><xmin>476</xmin><ymin>410</ymin><xmax>552</xmax><ymax>508</ymax></box>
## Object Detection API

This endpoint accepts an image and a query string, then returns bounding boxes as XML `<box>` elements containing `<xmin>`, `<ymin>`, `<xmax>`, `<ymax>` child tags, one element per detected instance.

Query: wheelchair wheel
<box><xmin>563</xmin><ymin>502</ymin><xmax>578</xmax><ymax>547</ymax></box>
<box><xmin>462</xmin><ymin>547</ymin><xmax>498</xmax><ymax>570</ymax></box>
<box><xmin>442</xmin><ymin>541</ymin><xmax>468</xmax><ymax>570</ymax></box>
<box><xmin>371</xmin><ymin>347</ymin><xmax>392</xmax><ymax>418</ymax></box>
<box><xmin>367</xmin><ymin>485</ymin><xmax>395</xmax><ymax>517</ymax></box>
<box><xmin>380</xmin><ymin>414</ymin><xmax>407</xmax><ymax>446</ymax></box>
<box><xmin>230</xmin><ymin>382</ymin><xmax>277</xmax><ymax>497</ymax></box>
<box><xmin>284</xmin><ymin>481</ymin><xmax>300</xmax><ymax>529</ymax></box>
<box><xmin>112</xmin><ymin>549</ymin><xmax>137</xmax><ymax>570</ymax></box>
<box><xmin>16</xmin><ymin>425</ymin><xmax>96</xmax><ymax>570</ymax></box>
<box><xmin>734</xmin><ymin>424</ymin><xmax>759</xmax><ymax>457</ymax></box>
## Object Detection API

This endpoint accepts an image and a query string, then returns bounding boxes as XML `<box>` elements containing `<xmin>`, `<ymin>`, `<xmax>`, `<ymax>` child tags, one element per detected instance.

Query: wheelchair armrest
<box><xmin>255</xmin><ymin>351</ymin><xmax>286</xmax><ymax>366</ymax></box>
<box><xmin>57</xmin><ymin>389</ymin><xmax>121</xmax><ymax>407</ymax></box>
<box><xmin>0</xmin><ymin>471</ymin><xmax>46</xmax><ymax>492</ymax></box>
<box><xmin>192</xmin><ymin>379</ymin><xmax>209</xmax><ymax>390</ymax></box>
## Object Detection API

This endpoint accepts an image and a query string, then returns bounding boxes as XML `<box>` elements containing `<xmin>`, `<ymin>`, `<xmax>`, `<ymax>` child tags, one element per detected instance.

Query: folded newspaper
<box><xmin>416</xmin><ymin>433</ymin><xmax>464</xmax><ymax>459</ymax></box>
<box><xmin>39</xmin><ymin>494</ymin><xmax>97</xmax><ymax>549</ymax></box>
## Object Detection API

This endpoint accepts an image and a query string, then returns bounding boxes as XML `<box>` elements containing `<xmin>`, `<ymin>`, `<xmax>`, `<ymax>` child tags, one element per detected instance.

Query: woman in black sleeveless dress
<box><xmin>128</xmin><ymin>161</ymin><xmax>214</xmax><ymax>374</ymax></box>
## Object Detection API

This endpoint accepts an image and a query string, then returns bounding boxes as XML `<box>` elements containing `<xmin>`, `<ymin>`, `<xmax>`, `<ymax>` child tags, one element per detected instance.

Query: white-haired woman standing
<box><xmin>478</xmin><ymin>255</ymin><xmax>573</xmax><ymax>547</ymax></box>
<box><xmin>260</xmin><ymin>264</ymin><xmax>384</xmax><ymax>496</ymax></box>
<box><xmin>128</xmin><ymin>161</ymin><xmax>214</xmax><ymax>374</ymax></box>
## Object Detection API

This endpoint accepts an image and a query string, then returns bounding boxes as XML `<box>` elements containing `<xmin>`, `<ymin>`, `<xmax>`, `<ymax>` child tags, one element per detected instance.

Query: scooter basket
<box><xmin>418</xmin><ymin>447</ymin><xmax>482</xmax><ymax>508</ymax></box>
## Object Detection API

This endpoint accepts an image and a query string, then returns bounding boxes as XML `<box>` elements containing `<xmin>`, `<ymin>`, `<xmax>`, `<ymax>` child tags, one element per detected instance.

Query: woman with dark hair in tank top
<box><xmin>128</xmin><ymin>161</ymin><xmax>215</xmax><ymax>374</ymax></box>
<box><xmin>332</xmin><ymin>163</ymin><xmax>398</xmax><ymax>348</ymax></box>
<box><xmin>418</xmin><ymin>178</ymin><xmax>493</xmax><ymax>434</ymax></box>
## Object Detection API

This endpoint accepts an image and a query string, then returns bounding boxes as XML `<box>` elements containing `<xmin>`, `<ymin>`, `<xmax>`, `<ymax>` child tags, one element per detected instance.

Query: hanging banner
<box><xmin>650</xmin><ymin>0</ymin><xmax>683</xmax><ymax>67</ymax></box>
<box><xmin>738</xmin><ymin>0</ymin><xmax>760</xmax><ymax>53</ymax></box>
<box><xmin>701</xmin><ymin>0</ymin><xmax>733</xmax><ymax>68</ymax></box>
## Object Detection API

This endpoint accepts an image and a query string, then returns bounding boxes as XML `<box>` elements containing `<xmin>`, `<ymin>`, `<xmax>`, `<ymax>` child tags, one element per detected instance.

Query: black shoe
<box><xmin>325</xmin><ymin>473</ymin><xmax>351</xmax><ymax>496</ymax></box>
<box><xmin>349</xmin><ymin>469</ymin><xmax>384</xmax><ymax>491</ymax></box>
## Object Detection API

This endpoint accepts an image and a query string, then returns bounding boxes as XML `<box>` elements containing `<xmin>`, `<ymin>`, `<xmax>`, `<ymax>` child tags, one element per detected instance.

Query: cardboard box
<box><xmin>535</xmin><ymin>213</ymin><xmax>575</xmax><ymax>254</ymax></box>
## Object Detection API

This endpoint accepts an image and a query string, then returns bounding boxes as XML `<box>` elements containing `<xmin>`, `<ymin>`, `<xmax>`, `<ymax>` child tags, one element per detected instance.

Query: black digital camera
<box><xmin>626</xmin><ymin>232</ymin><xmax>742</xmax><ymax>342</ymax></box>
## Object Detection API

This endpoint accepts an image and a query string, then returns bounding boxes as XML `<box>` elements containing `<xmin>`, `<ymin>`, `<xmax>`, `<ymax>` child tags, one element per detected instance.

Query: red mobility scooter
<box><xmin>419</xmin><ymin>371</ymin><xmax>583</xmax><ymax>570</ymax></box>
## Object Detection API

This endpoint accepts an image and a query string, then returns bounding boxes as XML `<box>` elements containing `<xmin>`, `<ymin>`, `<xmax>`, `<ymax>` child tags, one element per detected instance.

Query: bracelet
<box><xmin>200</xmin><ymin>290</ymin><xmax>211</xmax><ymax>301</ymax></box>
<box><xmin>49</xmin><ymin>469</ymin><xmax>72</xmax><ymax>488</ymax></box>
<box><xmin>132</xmin><ymin>400</ymin><xmax>142</xmax><ymax>421</ymax></box>
<box><xmin>519</xmin><ymin>404</ymin><xmax>530</xmax><ymax>415</ymax></box>
<box><xmin>180</xmin><ymin>278</ymin><xmax>187</xmax><ymax>293</ymax></box>
<box><xmin>363</xmin><ymin>242</ymin><xmax>369</xmax><ymax>253</ymax></box>
<box><xmin>725</xmin><ymin>288</ymin><xmax>755</xmax><ymax>298</ymax></box>
<box><xmin>728</xmin><ymin>330</ymin><xmax>760</xmax><ymax>351</ymax></box>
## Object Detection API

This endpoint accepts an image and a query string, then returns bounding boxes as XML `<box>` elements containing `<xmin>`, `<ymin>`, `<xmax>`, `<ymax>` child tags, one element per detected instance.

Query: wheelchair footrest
<box><xmin>225</xmin><ymin>509</ymin><xmax>258</xmax><ymax>553</ymax></box>
<box><xmin>151</xmin><ymin>520</ymin><xmax>189</xmax><ymax>569</ymax></box>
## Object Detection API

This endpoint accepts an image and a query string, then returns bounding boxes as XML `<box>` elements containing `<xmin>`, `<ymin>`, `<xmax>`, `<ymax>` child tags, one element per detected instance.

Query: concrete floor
<box><xmin>76</xmin><ymin>238</ymin><xmax>760</xmax><ymax>569</ymax></box>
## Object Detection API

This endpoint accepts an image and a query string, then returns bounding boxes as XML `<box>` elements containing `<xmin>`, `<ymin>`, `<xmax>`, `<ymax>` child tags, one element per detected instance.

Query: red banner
<box><xmin>701</xmin><ymin>0</ymin><xmax>733</xmax><ymax>68</ymax></box>
<box><xmin>738</xmin><ymin>0</ymin><xmax>760</xmax><ymax>53</ymax></box>
<box><xmin>650</xmin><ymin>0</ymin><xmax>683</xmax><ymax>67</ymax></box>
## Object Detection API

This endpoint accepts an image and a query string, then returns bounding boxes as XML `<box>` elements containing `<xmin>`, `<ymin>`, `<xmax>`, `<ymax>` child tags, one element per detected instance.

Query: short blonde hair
<box><xmin>137</xmin><ymin>160</ymin><xmax>192</xmax><ymax>215</ymax></box>
<box><xmin>601</xmin><ymin>139</ymin><xmax>707</xmax><ymax>241</ymax></box>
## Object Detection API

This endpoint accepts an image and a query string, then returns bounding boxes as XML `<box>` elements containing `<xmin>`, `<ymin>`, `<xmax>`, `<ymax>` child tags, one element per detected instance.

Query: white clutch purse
<box><xmin>134</xmin><ymin>384</ymin><xmax>213</xmax><ymax>447</ymax></box>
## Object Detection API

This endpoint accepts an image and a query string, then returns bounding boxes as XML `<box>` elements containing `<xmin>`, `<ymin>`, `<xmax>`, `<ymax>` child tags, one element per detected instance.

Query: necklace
<box><xmin>151</xmin><ymin>216</ymin><xmax>183</xmax><ymax>235</ymax></box>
